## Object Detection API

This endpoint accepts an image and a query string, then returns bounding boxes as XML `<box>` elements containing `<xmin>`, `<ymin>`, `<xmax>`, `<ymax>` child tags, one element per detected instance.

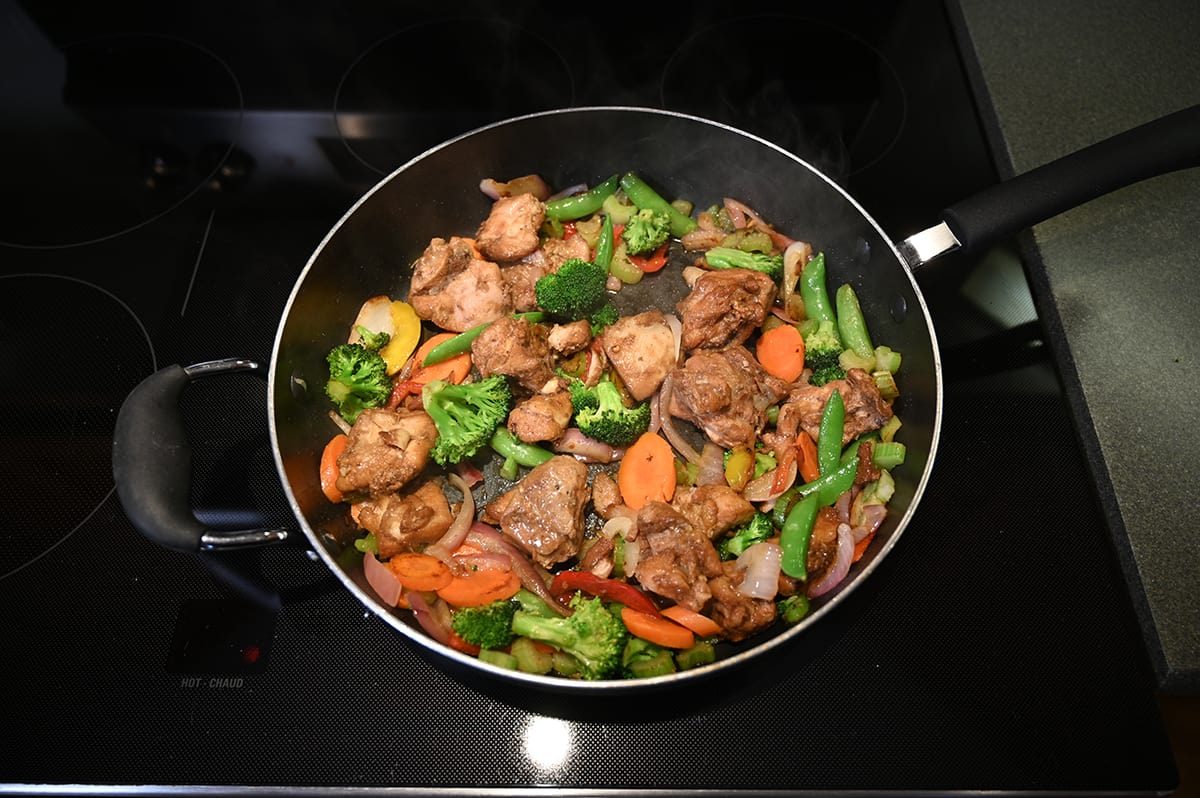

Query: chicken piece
<box><xmin>353</xmin><ymin>479</ymin><xmax>453</xmax><ymax>559</ymax></box>
<box><xmin>547</xmin><ymin>320</ymin><xmax>593</xmax><ymax>356</ymax></box>
<box><xmin>590</xmin><ymin>472</ymin><xmax>625</xmax><ymax>522</ymax></box>
<box><xmin>668</xmin><ymin>346</ymin><xmax>789</xmax><ymax>449</ymax></box>
<box><xmin>771</xmin><ymin>368</ymin><xmax>893</xmax><ymax>449</ymax></box>
<box><xmin>501</xmin><ymin>258</ymin><xmax>550</xmax><ymax>312</ymax></box>
<box><xmin>335</xmin><ymin>408</ymin><xmax>436</xmax><ymax>496</ymax></box>
<box><xmin>671</xmin><ymin>485</ymin><xmax>757</xmax><ymax>541</ymax></box>
<box><xmin>599</xmin><ymin>309</ymin><xmax>678</xmax><ymax>401</ymax></box>
<box><xmin>409</xmin><ymin>236</ymin><xmax>513</xmax><ymax>332</ymax></box>
<box><xmin>676</xmin><ymin>268</ymin><xmax>776</xmax><ymax>351</ymax></box>
<box><xmin>805</xmin><ymin>507</ymin><xmax>842</xmax><ymax>584</ymax></box>
<box><xmin>480</xmin><ymin>456</ymin><xmax>589</xmax><ymax>568</ymax></box>
<box><xmin>506</xmin><ymin>389</ymin><xmax>573</xmax><ymax>444</ymax></box>
<box><xmin>475</xmin><ymin>193</ymin><xmax>545</xmax><ymax>262</ymax></box>
<box><xmin>632</xmin><ymin>501</ymin><xmax>724</xmax><ymax>611</ymax></box>
<box><xmin>706</xmin><ymin>561</ymin><xmax>778</xmax><ymax>642</ymax></box>
<box><xmin>541</xmin><ymin>234</ymin><xmax>591</xmax><ymax>272</ymax></box>
<box><xmin>471</xmin><ymin>315</ymin><xmax>557</xmax><ymax>394</ymax></box>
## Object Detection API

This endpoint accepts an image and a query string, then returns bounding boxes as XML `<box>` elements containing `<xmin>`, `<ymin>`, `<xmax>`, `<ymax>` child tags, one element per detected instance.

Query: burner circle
<box><xmin>335</xmin><ymin>18</ymin><xmax>575</xmax><ymax>176</ymax></box>
<box><xmin>0</xmin><ymin>275</ymin><xmax>156</xmax><ymax>579</ymax></box>
<box><xmin>0</xmin><ymin>33</ymin><xmax>244</xmax><ymax>250</ymax></box>
<box><xmin>660</xmin><ymin>15</ymin><xmax>906</xmax><ymax>180</ymax></box>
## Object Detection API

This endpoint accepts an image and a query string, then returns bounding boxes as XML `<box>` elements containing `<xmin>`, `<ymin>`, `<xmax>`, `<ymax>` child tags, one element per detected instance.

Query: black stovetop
<box><xmin>0</xmin><ymin>1</ymin><xmax>1178</xmax><ymax>794</ymax></box>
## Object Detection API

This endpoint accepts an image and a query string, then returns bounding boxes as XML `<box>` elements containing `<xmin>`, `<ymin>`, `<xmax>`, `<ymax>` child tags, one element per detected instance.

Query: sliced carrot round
<box><xmin>320</xmin><ymin>434</ymin><xmax>349</xmax><ymax>503</ymax></box>
<box><xmin>621</xmin><ymin>607</ymin><xmax>695</xmax><ymax>649</ymax></box>
<box><xmin>756</xmin><ymin>323</ymin><xmax>806</xmax><ymax>382</ymax></box>
<box><xmin>661</xmin><ymin>605</ymin><xmax>723</xmax><ymax>638</ymax></box>
<box><xmin>436</xmin><ymin>567</ymin><xmax>521</xmax><ymax>607</ymax></box>
<box><xmin>618</xmin><ymin>432</ymin><xmax>676</xmax><ymax>510</ymax></box>
<box><xmin>385</xmin><ymin>552</ymin><xmax>453</xmax><ymax>591</ymax></box>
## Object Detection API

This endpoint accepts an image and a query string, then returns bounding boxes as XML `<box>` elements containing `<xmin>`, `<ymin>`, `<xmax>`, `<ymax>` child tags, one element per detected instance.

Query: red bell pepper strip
<box><xmin>630</xmin><ymin>242</ymin><xmax>669</xmax><ymax>273</ymax></box>
<box><xmin>550</xmin><ymin>571</ymin><xmax>661</xmax><ymax>618</ymax></box>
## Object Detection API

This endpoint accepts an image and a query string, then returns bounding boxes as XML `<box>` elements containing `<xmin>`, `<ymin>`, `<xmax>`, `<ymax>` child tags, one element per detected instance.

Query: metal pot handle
<box><xmin>111</xmin><ymin>358</ymin><xmax>290</xmax><ymax>552</ymax></box>
<box><xmin>900</xmin><ymin>103</ymin><xmax>1200</xmax><ymax>266</ymax></box>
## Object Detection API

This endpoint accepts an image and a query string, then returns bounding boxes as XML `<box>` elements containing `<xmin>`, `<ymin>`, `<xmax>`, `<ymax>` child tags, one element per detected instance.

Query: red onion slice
<box><xmin>736</xmin><ymin>541</ymin><xmax>782</xmax><ymax>600</ymax></box>
<box><xmin>696</xmin><ymin>442</ymin><xmax>726</xmax><ymax>486</ymax></box>
<box><xmin>362</xmin><ymin>552</ymin><xmax>402</xmax><ymax>607</ymax></box>
<box><xmin>405</xmin><ymin>590</ymin><xmax>451</xmax><ymax>645</ymax></box>
<box><xmin>547</xmin><ymin>182</ymin><xmax>589</xmax><ymax>202</ymax></box>
<box><xmin>465</xmin><ymin>524</ymin><xmax>568</xmax><ymax>616</ymax></box>
<box><xmin>658</xmin><ymin>373</ymin><xmax>701</xmax><ymax>464</ymax></box>
<box><xmin>742</xmin><ymin>459</ymin><xmax>797</xmax><ymax>502</ymax></box>
<box><xmin>425</xmin><ymin>472</ymin><xmax>475</xmax><ymax>563</ymax></box>
<box><xmin>808</xmin><ymin>524</ymin><xmax>854</xmax><ymax>598</ymax></box>
<box><xmin>554</xmin><ymin>429</ymin><xmax>624</xmax><ymax>462</ymax></box>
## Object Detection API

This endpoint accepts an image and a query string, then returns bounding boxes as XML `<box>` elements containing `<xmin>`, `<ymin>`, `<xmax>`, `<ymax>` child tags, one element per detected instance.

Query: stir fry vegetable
<box><xmin>319</xmin><ymin>171</ymin><xmax>906</xmax><ymax>680</ymax></box>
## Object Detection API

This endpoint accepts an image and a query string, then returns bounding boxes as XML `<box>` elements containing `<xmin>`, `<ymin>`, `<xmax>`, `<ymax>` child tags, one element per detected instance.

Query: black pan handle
<box><xmin>112</xmin><ymin>358</ymin><xmax>290</xmax><ymax>552</ymax></box>
<box><xmin>901</xmin><ymin>103</ymin><xmax>1200</xmax><ymax>265</ymax></box>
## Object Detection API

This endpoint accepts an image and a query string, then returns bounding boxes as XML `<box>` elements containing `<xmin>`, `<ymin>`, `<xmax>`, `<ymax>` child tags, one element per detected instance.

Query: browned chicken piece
<box><xmin>501</xmin><ymin>258</ymin><xmax>550</xmax><ymax>312</ymax></box>
<box><xmin>547</xmin><ymin>320</ymin><xmax>593</xmax><ymax>356</ymax></box>
<box><xmin>541</xmin><ymin>233</ymin><xmax>590</xmax><ymax>272</ymax></box>
<box><xmin>475</xmin><ymin>193</ymin><xmax>545</xmax><ymax>262</ymax></box>
<box><xmin>676</xmin><ymin>268</ymin><xmax>776</xmax><ymax>351</ymax></box>
<box><xmin>805</xmin><ymin>506</ymin><xmax>842</xmax><ymax>584</ymax></box>
<box><xmin>668</xmin><ymin>346</ymin><xmax>789</xmax><ymax>449</ymax></box>
<box><xmin>671</xmin><ymin>484</ymin><xmax>757</xmax><ymax>541</ymax></box>
<box><xmin>600</xmin><ymin>309</ymin><xmax>679</xmax><ymax>401</ymax></box>
<box><xmin>590</xmin><ymin>472</ymin><xmax>625</xmax><ymax>521</ymax></box>
<box><xmin>506</xmin><ymin>389</ymin><xmax>573</xmax><ymax>444</ymax></box>
<box><xmin>772</xmin><ymin>368</ymin><xmax>893</xmax><ymax>448</ymax></box>
<box><xmin>335</xmin><ymin>408</ymin><xmax>436</xmax><ymax>496</ymax></box>
<box><xmin>353</xmin><ymin>479</ymin><xmax>453</xmax><ymax>559</ymax></box>
<box><xmin>471</xmin><ymin>315</ymin><xmax>557</xmax><ymax>394</ymax></box>
<box><xmin>633</xmin><ymin>501</ymin><xmax>724</xmax><ymax>611</ymax></box>
<box><xmin>480</xmin><ymin>456</ymin><xmax>589</xmax><ymax>568</ymax></box>
<box><xmin>707</xmin><ymin>561</ymin><xmax>778</xmax><ymax>641</ymax></box>
<box><xmin>409</xmin><ymin>236</ymin><xmax>513</xmax><ymax>332</ymax></box>
<box><xmin>577</xmin><ymin>536</ymin><xmax>615</xmax><ymax>579</ymax></box>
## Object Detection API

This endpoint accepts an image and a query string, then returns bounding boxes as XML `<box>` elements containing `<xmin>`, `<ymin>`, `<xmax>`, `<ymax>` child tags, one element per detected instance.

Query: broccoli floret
<box><xmin>719</xmin><ymin>511</ymin><xmax>776</xmax><ymax>560</ymax></box>
<box><xmin>510</xmin><ymin>594</ymin><xmax>628</xmax><ymax>680</ymax></box>
<box><xmin>804</xmin><ymin>319</ymin><xmax>846</xmax><ymax>387</ymax></box>
<box><xmin>704</xmin><ymin>246</ymin><xmax>784</xmax><ymax>281</ymax></box>
<box><xmin>621</xmin><ymin>207</ymin><xmax>671</xmax><ymax>255</ymax></box>
<box><xmin>777</xmin><ymin>594</ymin><xmax>811</xmax><ymax>624</ymax></box>
<box><xmin>589</xmin><ymin>302</ymin><xmax>620</xmax><ymax>335</ymax></box>
<box><xmin>354</xmin><ymin>324</ymin><xmax>391</xmax><ymax>352</ymax></box>
<box><xmin>534</xmin><ymin>257</ymin><xmax>609</xmax><ymax>320</ymax></box>
<box><xmin>421</xmin><ymin>375</ymin><xmax>512</xmax><ymax>466</ymax></box>
<box><xmin>325</xmin><ymin>343</ymin><xmax>392</xmax><ymax>425</ymax></box>
<box><xmin>567</xmin><ymin>377</ymin><xmax>600</xmax><ymax>415</ymax></box>
<box><xmin>451</xmin><ymin>598</ymin><xmax>518</xmax><ymax>649</ymax></box>
<box><xmin>572</xmin><ymin>379</ymin><xmax>651</xmax><ymax>448</ymax></box>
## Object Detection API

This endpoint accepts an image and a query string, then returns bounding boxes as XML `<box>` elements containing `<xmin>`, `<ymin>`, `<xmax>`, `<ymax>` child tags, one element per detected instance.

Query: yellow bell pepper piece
<box><xmin>381</xmin><ymin>301</ymin><xmax>421</xmax><ymax>375</ymax></box>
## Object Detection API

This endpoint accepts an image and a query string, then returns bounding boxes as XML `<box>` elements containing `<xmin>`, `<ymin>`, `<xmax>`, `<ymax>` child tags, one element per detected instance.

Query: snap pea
<box><xmin>836</xmin><ymin>283</ymin><xmax>874</xmax><ymax>359</ymax></box>
<box><xmin>618</xmin><ymin>172</ymin><xmax>698</xmax><ymax>237</ymax></box>
<box><xmin>779</xmin><ymin>493</ymin><xmax>819</xmax><ymax>580</ymax></box>
<box><xmin>543</xmin><ymin>175</ymin><xmax>619</xmax><ymax>221</ymax></box>
<box><xmin>421</xmin><ymin>312</ymin><xmax>546</xmax><ymax>366</ymax></box>
<box><xmin>816</xmin><ymin>390</ymin><xmax>845</xmax><ymax>477</ymax></box>
<box><xmin>594</xmin><ymin>213</ymin><xmax>615</xmax><ymax>272</ymax></box>
<box><xmin>799</xmin><ymin>253</ymin><xmax>836</xmax><ymax>323</ymax></box>
<box><xmin>771</xmin><ymin>442</ymin><xmax>862</xmax><ymax>527</ymax></box>
<box><xmin>490</xmin><ymin>427</ymin><xmax>554</xmax><ymax>468</ymax></box>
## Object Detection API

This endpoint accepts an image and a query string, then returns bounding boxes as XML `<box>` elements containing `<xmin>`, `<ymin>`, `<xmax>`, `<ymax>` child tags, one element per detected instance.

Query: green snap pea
<box><xmin>490</xmin><ymin>427</ymin><xmax>554</xmax><ymax>468</ymax></box>
<box><xmin>771</xmin><ymin>442</ymin><xmax>863</xmax><ymax>527</ymax></box>
<box><xmin>779</xmin><ymin>493</ymin><xmax>819</xmax><ymax>580</ymax></box>
<box><xmin>618</xmin><ymin>172</ymin><xmax>698</xmax><ymax>237</ymax></box>
<box><xmin>816</xmin><ymin>390</ymin><xmax>845</xmax><ymax>477</ymax></box>
<box><xmin>836</xmin><ymin>283</ymin><xmax>874</xmax><ymax>359</ymax></box>
<box><xmin>799</xmin><ymin>253</ymin><xmax>836</xmax><ymax>323</ymax></box>
<box><xmin>544</xmin><ymin>175</ymin><xmax>619</xmax><ymax>221</ymax></box>
<box><xmin>422</xmin><ymin>312</ymin><xmax>546</xmax><ymax>366</ymax></box>
<box><xmin>594</xmin><ymin>213</ymin><xmax>615</xmax><ymax>272</ymax></box>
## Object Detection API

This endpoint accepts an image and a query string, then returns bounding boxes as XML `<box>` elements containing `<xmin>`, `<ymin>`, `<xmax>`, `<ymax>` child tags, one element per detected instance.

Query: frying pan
<box><xmin>113</xmin><ymin>105</ymin><xmax>1200</xmax><ymax>692</ymax></box>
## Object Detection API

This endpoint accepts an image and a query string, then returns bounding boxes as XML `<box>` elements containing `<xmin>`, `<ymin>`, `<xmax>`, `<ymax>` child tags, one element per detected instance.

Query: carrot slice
<box><xmin>756</xmin><ymin>323</ymin><xmax>806</xmax><ymax>382</ymax></box>
<box><xmin>408</xmin><ymin>333</ymin><xmax>472</xmax><ymax>385</ymax></box>
<box><xmin>853</xmin><ymin>528</ymin><xmax>877</xmax><ymax>563</ymax></box>
<box><xmin>385</xmin><ymin>552</ymin><xmax>453</xmax><ymax>591</ymax></box>
<box><xmin>617</xmin><ymin>432</ymin><xmax>676</xmax><ymax>510</ymax></box>
<box><xmin>621</xmin><ymin>607</ymin><xmax>695</xmax><ymax>649</ymax></box>
<box><xmin>796</xmin><ymin>431</ymin><xmax>821</xmax><ymax>484</ymax></box>
<box><xmin>436</xmin><ymin>567</ymin><xmax>521</xmax><ymax>607</ymax></box>
<box><xmin>320</xmin><ymin>434</ymin><xmax>349</xmax><ymax>503</ymax></box>
<box><xmin>661</xmin><ymin>605</ymin><xmax>723</xmax><ymax>638</ymax></box>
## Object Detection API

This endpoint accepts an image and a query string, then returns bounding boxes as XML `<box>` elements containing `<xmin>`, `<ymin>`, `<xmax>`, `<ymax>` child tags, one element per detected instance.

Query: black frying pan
<box><xmin>113</xmin><ymin>105</ymin><xmax>1200</xmax><ymax>692</ymax></box>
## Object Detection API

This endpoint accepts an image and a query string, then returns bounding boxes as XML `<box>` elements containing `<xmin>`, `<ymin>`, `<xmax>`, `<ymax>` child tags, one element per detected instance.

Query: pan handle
<box><xmin>111</xmin><ymin>358</ymin><xmax>290</xmax><ymax>552</ymax></box>
<box><xmin>900</xmin><ymin>103</ymin><xmax>1200</xmax><ymax>266</ymax></box>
